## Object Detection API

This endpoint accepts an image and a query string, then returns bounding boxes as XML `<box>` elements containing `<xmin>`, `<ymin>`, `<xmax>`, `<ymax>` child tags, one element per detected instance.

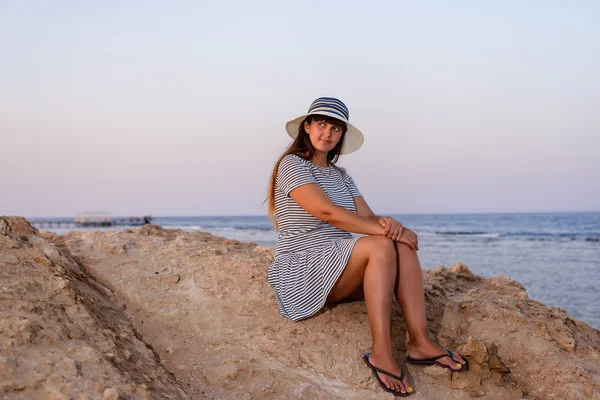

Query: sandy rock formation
<box><xmin>2</xmin><ymin>216</ymin><xmax>599</xmax><ymax>399</ymax></box>
<box><xmin>0</xmin><ymin>217</ymin><xmax>190</xmax><ymax>399</ymax></box>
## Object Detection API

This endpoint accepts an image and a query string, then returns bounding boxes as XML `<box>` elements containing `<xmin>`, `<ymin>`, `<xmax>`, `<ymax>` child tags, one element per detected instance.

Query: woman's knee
<box><xmin>396</xmin><ymin>242</ymin><xmax>415</xmax><ymax>252</ymax></box>
<box><xmin>396</xmin><ymin>241</ymin><xmax>419</xmax><ymax>256</ymax></box>
<box><xmin>361</xmin><ymin>235</ymin><xmax>396</xmax><ymax>263</ymax></box>
<box><xmin>395</xmin><ymin>241</ymin><xmax>422</xmax><ymax>269</ymax></box>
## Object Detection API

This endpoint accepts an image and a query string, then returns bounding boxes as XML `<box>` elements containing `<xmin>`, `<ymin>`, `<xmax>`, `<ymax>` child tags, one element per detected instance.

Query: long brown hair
<box><xmin>266</xmin><ymin>115</ymin><xmax>347</xmax><ymax>229</ymax></box>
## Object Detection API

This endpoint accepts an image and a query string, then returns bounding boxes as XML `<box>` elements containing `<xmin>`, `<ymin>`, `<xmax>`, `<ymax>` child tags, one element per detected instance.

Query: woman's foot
<box><xmin>367</xmin><ymin>352</ymin><xmax>413</xmax><ymax>395</ymax></box>
<box><xmin>407</xmin><ymin>340</ymin><xmax>467</xmax><ymax>371</ymax></box>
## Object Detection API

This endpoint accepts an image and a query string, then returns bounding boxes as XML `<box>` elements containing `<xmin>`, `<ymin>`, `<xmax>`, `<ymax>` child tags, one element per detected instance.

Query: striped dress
<box><xmin>268</xmin><ymin>154</ymin><xmax>362</xmax><ymax>322</ymax></box>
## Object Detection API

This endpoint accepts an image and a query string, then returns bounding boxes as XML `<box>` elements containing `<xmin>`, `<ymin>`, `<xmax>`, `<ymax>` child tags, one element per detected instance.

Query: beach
<box><xmin>2</xmin><ymin>216</ymin><xmax>599</xmax><ymax>399</ymax></box>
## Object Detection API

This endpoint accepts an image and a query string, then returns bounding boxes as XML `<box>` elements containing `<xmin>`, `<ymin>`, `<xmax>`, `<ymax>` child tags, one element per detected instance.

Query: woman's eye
<box><xmin>333</xmin><ymin>127</ymin><xmax>341</xmax><ymax>131</ymax></box>
<box><xmin>319</xmin><ymin>122</ymin><xmax>326</xmax><ymax>127</ymax></box>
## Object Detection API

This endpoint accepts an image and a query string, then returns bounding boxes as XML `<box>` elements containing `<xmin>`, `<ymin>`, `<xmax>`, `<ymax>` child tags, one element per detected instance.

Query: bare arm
<box><xmin>354</xmin><ymin>195</ymin><xmax>418</xmax><ymax>250</ymax></box>
<box><xmin>353</xmin><ymin>196</ymin><xmax>386</xmax><ymax>222</ymax></box>
<box><xmin>354</xmin><ymin>195</ymin><xmax>400</xmax><ymax>236</ymax></box>
<box><xmin>289</xmin><ymin>183</ymin><xmax>386</xmax><ymax>236</ymax></box>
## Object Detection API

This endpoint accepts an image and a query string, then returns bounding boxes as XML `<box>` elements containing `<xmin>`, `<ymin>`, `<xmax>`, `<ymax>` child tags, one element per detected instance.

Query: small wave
<box><xmin>417</xmin><ymin>232</ymin><xmax>436</xmax><ymax>237</ymax></box>
<box><xmin>435</xmin><ymin>231</ymin><xmax>491</xmax><ymax>236</ymax></box>
<box><xmin>232</xmin><ymin>226</ymin><xmax>273</xmax><ymax>231</ymax></box>
<box><xmin>479</xmin><ymin>233</ymin><xmax>501</xmax><ymax>238</ymax></box>
<box><xmin>516</xmin><ymin>233</ymin><xmax>599</xmax><ymax>242</ymax></box>
<box><xmin>169</xmin><ymin>225</ymin><xmax>205</xmax><ymax>231</ymax></box>
<box><xmin>169</xmin><ymin>225</ymin><xmax>273</xmax><ymax>232</ymax></box>
<box><xmin>422</xmin><ymin>231</ymin><xmax>500</xmax><ymax>238</ymax></box>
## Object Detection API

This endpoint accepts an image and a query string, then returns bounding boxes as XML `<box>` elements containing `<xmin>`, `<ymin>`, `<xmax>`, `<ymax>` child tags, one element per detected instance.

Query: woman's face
<box><xmin>304</xmin><ymin>118</ymin><xmax>344</xmax><ymax>154</ymax></box>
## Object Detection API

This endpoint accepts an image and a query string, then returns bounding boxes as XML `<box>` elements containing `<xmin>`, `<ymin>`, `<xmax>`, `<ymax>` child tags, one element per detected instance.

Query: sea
<box><xmin>32</xmin><ymin>212</ymin><xmax>600</xmax><ymax>330</ymax></box>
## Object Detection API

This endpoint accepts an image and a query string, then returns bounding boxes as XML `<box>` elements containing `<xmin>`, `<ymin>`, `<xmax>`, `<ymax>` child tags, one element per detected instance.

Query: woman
<box><xmin>266</xmin><ymin>97</ymin><xmax>468</xmax><ymax>397</ymax></box>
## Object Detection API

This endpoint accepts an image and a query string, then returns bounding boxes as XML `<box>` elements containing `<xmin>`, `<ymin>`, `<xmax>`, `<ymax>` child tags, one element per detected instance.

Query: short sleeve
<box><xmin>276</xmin><ymin>155</ymin><xmax>317</xmax><ymax>196</ymax></box>
<box><xmin>343</xmin><ymin>171</ymin><xmax>362</xmax><ymax>197</ymax></box>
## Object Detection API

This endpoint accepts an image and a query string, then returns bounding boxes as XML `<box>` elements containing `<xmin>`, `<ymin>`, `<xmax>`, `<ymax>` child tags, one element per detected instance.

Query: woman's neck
<box><xmin>311</xmin><ymin>152</ymin><xmax>329</xmax><ymax>168</ymax></box>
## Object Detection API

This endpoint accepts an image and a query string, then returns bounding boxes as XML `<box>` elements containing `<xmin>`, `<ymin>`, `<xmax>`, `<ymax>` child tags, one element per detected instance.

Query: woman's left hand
<box><xmin>399</xmin><ymin>228</ymin><xmax>419</xmax><ymax>251</ymax></box>
<box><xmin>378</xmin><ymin>217</ymin><xmax>404</xmax><ymax>241</ymax></box>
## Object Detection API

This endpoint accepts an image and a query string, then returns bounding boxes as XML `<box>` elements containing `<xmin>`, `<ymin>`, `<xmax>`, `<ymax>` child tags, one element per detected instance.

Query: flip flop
<box><xmin>406</xmin><ymin>349</ymin><xmax>469</xmax><ymax>372</ymax></box>
<box><xmin>363</xmin><ymin>353</ymin><xmax>413</xmax><ymax>397</ymax></box>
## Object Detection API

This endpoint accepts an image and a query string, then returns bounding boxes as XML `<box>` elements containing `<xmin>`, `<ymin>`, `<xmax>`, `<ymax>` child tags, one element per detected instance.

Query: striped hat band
<box><xmin>307</xmin><ymin>97</ymin><xmax>349</xmax><ymax>122</ymax></box>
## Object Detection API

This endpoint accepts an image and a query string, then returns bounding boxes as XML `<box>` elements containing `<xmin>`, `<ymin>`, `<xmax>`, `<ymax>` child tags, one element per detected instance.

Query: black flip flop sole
<box><xmin>363</xmin><ymin>353</ymin><xmax>413</xmax><ymax>397</ymax></box>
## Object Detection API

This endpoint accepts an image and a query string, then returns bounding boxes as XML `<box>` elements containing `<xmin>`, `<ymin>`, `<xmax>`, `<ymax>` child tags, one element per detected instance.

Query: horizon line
<box><xmin>21</xmin><ymin>209</ymin><xmax>600</xmax><ymax>219</ymax></box>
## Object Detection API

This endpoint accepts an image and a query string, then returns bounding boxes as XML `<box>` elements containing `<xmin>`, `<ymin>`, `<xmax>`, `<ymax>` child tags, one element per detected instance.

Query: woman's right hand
<box><xmin>398</xmin><ymin>228</ymin><xmax>419</xmax><ymax>251</ymax></box>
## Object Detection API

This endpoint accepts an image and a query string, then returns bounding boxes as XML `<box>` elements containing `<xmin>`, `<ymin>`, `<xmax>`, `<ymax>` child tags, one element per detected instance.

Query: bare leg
<box><xmin>394</xmin><ymin>242</ymin><xmax>466</xmax><ymax>367</ymax></box>
<box><xmin>327</xmin><ymin>236</ymin><xmax>411</xmax><ymax>394</ymax></box>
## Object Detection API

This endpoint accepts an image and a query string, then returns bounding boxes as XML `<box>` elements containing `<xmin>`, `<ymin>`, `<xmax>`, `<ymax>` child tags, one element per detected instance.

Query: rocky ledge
<box><xmin>1</xmin><ymin>217</ymin><xmax>598</xmax><ymax>399</ymax></box>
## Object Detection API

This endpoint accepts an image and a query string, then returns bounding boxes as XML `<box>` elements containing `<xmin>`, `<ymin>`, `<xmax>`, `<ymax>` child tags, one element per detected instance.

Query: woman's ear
<box><xmin>303</xmin><ymin>120</ymin><xmax>310</xmax><ymax>133</ymax></box>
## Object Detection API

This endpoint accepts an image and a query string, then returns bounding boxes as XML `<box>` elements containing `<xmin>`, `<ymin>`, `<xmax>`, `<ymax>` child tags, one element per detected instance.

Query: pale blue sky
<box><xmin>1</xmin><ymin>1</ymin><xmax>598</xmax><ymax>217</ymax></box>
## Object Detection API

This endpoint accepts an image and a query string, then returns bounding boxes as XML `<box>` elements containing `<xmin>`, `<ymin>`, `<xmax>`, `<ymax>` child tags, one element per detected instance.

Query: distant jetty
<box><xmin>31</xmin><ymin>212</ymin><xmax>152</xmax><ymax>229</ymax></box>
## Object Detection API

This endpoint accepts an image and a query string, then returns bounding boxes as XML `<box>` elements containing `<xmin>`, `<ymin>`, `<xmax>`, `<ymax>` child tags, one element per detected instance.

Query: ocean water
<box><xmin>32</xmin><ymin>212</ymin><xmax>600</xmax><ymax>329</ymax></box>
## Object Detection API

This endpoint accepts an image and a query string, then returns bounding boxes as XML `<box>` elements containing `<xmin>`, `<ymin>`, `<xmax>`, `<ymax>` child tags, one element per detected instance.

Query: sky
<box><xmin>1</xmin><ymin>1</ymin><xmax>599</xmax><ymax>217</ymax></box>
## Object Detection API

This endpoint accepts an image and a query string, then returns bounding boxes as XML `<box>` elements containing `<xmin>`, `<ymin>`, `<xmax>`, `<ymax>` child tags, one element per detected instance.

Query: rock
<box><xmin>170</xmin><ymin>274</ymin><xmax>181</xmax><ymax>284</ymax></box>
<box><xmin>2</xmin><ymin>216</ymin><xmax>600</xmax><ymax>400</ymax></box>
<box><xmin>0</xmin><ymin>217</ymin><xmax>189</xmax><ymax>399</ymax></box>
<box><xmin>0</xmin><ymin>380</ymin><xmax>26</xmax><ymax>391</ymax></box>
<box><xmin>447</xmin><ymin>262</ymin><xmax>477</xmax><ymax>281</ymax></box>
<box><xmin>137</xmin><ymin>383</ymin><xmax>148</xmax><ymax>392</ymax></box>
<box><xmin>33</xmin><ymin>254</ymin><xmax>53</xmax><ymax>267</ymax></box>
<box><xmin>0</xmin><ymin>253</ymin><xmax>19</xmax><ymax>264</ymax></box>
<box><xmin>107</xmin><ymin>244</ymin><xmax>127</xmax><ymax>255</ymax></box>
<box><xmin>461</xmin><ymin>336</ymin><xmax>489</xmax><ymax>364</ymax></box>
<box><xmin>423</xmin><ymin>365</ymin><xmax>451</xmax><ymax>377</ymax></box>
<box><xmin>450</xmin><ymin>372</ymin><xmax>469</xmax><ymax>389</ymax></box>
<box><xmin>102</xmin><ymin>387</ymin><xmax>119</xmax><ymax>399</ymax></box>
<box><xmin>467</xmin><ymin>386</ymin><xmax>486</xmax><ymax>398</ymax></box>
<box><xmin>0</xmin><ymin>217</ymin><xmax>10</xmax><ymax>235</ymax></box>
<box><xmin>489</xmin><ymin>353</ymin><xmax>510</xmax><ymax>374</ymax></box>
<box><xmin>490</xmin><ymin>275</ymin><xmax>526</xmax><ymax>291</ymax></box>
<box><xmin>59</xmin><ymin>358</ymin><xmax>80</xmax><ymax>377</ymax></box>
<box><xmin>254</xmin><ymin>245</ymin><xmax>273</xmax><ymax>255</ymax></box>
<box><xmin>547</xmin><ymin>319</ymin><xmax>576</xmax><ymax>352</ymax></box>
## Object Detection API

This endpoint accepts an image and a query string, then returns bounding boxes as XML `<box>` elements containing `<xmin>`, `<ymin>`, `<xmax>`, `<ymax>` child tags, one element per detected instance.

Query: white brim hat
<box><xmin>285</xmin><ymin>97</ymin><xmax>364</xmax><ymax>155</ymax></box>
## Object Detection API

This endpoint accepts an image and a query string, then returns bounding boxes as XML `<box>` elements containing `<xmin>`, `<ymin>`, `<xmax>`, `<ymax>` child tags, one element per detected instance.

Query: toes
<box><xmin>386</xmin><ymin>377</ymin><xmax>395</xmax><ymax>391</ymax></box>
<box><xmin>397</xmin><ymin>380</ymin><xmax>407</xmax><ymax>393</ymax></box>
<box><xmin>382</xmin><ymin>376</ymin><xmax>391</xmax><ymax>389</ymax></box>
<box><xmin>387</xmin><ymin>378</ymin><xmax>397</xmax><ymax>392</ymax></box>
<box><xmin>381</xmin><ymin>375</ymin><xmax>405</xmax><ymax>393</ymax></box>
<box><xmin>404</xmin><ymin>378</ymin><xmax>414</xmax><ymax>394</ymax></box>
<box><xmin>453</xmin><ymin>353</ymin><xmax>466</xmax><ymax>365</ymax></box>
<box><xmin>374</xmin><ymin>367</ymin><xmax>411</xmax><ymax>393</ymax></box>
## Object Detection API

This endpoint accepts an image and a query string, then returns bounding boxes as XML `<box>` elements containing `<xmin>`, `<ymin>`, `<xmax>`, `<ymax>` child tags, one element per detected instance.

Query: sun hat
<box><xmin>285</xmin><ymin>97</ymin><xmax>364</xmax><ymax>155</ymax></box>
